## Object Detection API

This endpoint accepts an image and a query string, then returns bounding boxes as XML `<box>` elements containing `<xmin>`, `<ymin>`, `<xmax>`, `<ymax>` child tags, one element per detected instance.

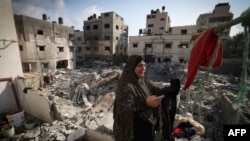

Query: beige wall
<box><xmin>146</xmin><ymin>11</ymin><xmax>170</xmax><ymax>35</ymax></box>
<box><xmin>128</xmin><ymin>25</ymin><xmax>197</xmax><ymax>63</ymax></box>
<box><xmin>83</xmin><ymin>12</ymin><xmax>128</xmax><ymax>62</ymax></box>
<box><xmin>0</xmin><ymin>0</ymin><xmax>23</xmax><ymax>113</ymax></box>
<box><xmin>196</xmin><ymin>3</ymin><xmax>233</xmax><ymax>37</ymax></box>
<box><xmin>74</xmin><ymin>31</ymin><xmax>85</xmax><ymax>65</ymax></box>
<box><xmin>15</xmin><ymin>15</ymin><xmax>75</xmax><ymax>73</ymax></box>
<box><xmin>16</xmin><ymin>78</ymin><xmax>54</xmax><ymax>123</ymax></box>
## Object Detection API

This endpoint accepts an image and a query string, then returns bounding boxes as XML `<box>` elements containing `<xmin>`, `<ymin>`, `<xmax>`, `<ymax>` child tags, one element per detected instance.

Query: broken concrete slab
<box><xmin>16</xmin><ymin>78</ymin><xmax>54</xmax><ymax>123</ymax></box>
<box><xmin>220</xmin><ymin>91</ymin><xmax>250</xmax><ymax>124</ymax></box>
<box><xmin>83</xmin><ymin>129</ymin><xmax>114</xmax><ymax>141</ymax></box>
<box><xmin>66</xmin><ymin>126</ymin><xmax>86</xmax><ymax>141</ymax></box>
<box><xmin>92</xmin><ymin>92</ymin><xmax>115</xmax><ymax>113</ymax></box>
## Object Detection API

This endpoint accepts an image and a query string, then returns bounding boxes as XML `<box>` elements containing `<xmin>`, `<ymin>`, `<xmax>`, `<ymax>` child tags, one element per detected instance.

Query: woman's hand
<box><xmin>146</xmin><ymin>95</ymin><xmax>164</xmax><ymax>107</ymax></box>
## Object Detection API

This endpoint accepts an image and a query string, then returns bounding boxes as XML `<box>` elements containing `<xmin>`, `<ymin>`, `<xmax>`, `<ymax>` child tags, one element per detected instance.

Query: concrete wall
<box><xmin>220</xmin><ymin>92</ymin><xmax>250</xmax><ymax>124</ymax></box>
<box><xmin>16</xmin><ymin>78</ymin><xmax>54</xmax><ymax>123</ymax></box>
<box><xmin>146</xmin><ymin>10</ymin><xmax>170</xmax><ymax>35</ymax></box>
<box><xmin>83</xmin><ymin>12</ymin><xmax>128</xmax><ymax>62</ymax></box>
<box><xmin>74</xmin><ymin>31</ymin><xmax>85</xmax><ymax>66</ymax></box>
<box><xmin>128</xmin><ymin>25</ymin><xmax>197</xmax><ymax>63</ymax></box>
<box><xmin>196</xmin><ymin>3</ymin><xmax>233</xmax><ymax>37</ymax></box>
<box><xmin>0</xmin><ymin>0</ymin><xmax>23</xmax><ymax>113</ymax></box>
<box><xmin>15</xmin><ymin>15</ymin><xmax>75</xmax><ymax>73</ymax></box>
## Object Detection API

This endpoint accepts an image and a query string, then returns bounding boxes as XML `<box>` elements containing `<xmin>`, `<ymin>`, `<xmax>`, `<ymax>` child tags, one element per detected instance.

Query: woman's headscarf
<box><xmin>119</xmin><ymin>54</ymin><xmax>145</xmax><ymax>83</ymax></box>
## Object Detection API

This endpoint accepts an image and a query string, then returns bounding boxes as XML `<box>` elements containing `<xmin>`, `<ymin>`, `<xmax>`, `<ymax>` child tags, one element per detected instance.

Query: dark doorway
<box><xmin>56</xmin><ymin>60</ymin><xmax>68</xmax><ymax>69</ymax></box>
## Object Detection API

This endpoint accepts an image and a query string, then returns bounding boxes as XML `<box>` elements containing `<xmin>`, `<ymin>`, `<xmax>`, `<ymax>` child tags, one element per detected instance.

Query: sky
<box><xmin>12</xmin><ymin>0</ymin><xmax>250</xmax><ymax>37</ymax></box>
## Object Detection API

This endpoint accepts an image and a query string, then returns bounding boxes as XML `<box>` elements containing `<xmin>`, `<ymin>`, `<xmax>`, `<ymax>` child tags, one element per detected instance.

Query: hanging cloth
<box><xmin>182</xmin><ymin>28</ymin><xmax>223</xmax><ymax>91</ymax></box>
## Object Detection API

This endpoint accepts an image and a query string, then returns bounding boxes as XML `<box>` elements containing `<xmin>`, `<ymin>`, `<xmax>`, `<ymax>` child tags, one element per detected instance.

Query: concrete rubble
<box><xmin>0</xmin><ymin>62</ymin><xmax>249</xmax><ymax>141</ymax></box>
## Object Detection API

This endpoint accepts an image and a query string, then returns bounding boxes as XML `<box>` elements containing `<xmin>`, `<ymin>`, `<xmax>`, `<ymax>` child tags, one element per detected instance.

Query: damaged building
<box><xmin>14</xmin><ymin>13</ymin><xmax>75</xmax><ymax>73</ymax></box>
<box><xmin>128</xmin><ymin>4</ymin><xmax>233</xmax><ymax>64</ymax></box>
<box><xmin>83</xmin><ymin>12</ymin><xmax>129</xmax><ymax>66</ymax></box>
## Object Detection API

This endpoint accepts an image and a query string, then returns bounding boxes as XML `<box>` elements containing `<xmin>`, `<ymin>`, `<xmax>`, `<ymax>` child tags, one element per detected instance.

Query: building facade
<box><xmin>129</xmin><ymin>6</ymin><xmax>197</xmax><ymax>64</ymax></box>
<box><xmin>143</xmin><ymin>6</ymin><xmax>171</xmax><ymax>35</ymax></box>
<box><xmin>14</xmin><ymin>14</ymin><xmax>75</xmax><ymax>73</ymax></box>
<box><xmin>129</xmin><ymin>25</ymin><xmax>197</xmax><ymax>63</ymax></box>
<box><xmin>129</xmin><ymin>3</ymin><xmax>233</xmax><ymax>63</ymax></box>
<box><xmin>83</xmin><ymin>12</ymin><xmax>128</xmax><ymax>64</ymax></box>
<box><xmin>73</xmin><ymin>30</ymin><xmax>85</xmax><ymax>67</ymax></box>
<box><xmin>196</xmin><ymin>3</ymin><xmax>233</xmax><ymax>37</ymax></box>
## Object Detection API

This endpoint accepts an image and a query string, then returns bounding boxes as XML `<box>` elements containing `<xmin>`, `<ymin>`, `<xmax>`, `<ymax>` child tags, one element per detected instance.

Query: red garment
<box><xmin>182</xmin><ymin>28</ymin><xmax>223</xmax><ymax>91</ymax></box>
<box><xmin>172</xmin><ymin>127</ymin><xmax>185</xmax><ymax>135</ymax></box>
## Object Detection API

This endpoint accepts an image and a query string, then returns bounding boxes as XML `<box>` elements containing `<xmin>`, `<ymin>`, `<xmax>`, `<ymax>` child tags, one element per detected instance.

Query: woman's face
<box><xmin>134</xmin><ymin>60</ymin><xmax>146</xmax><ymax>78</ymax></box>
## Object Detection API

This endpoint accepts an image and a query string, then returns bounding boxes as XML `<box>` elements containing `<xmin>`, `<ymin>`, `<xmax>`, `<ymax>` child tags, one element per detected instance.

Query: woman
<box><xmin>113</xmin><ymin>54</ymin><xmax>165</xmax><ymax>141</ymax></box>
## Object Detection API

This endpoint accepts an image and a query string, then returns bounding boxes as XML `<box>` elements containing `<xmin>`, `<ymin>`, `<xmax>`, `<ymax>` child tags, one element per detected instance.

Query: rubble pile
<box><xmin>1</xmin><ymin>63</ymin><xmax>250</xmax><ymax>141</ymax></box>
<box><xmin>13</xmin><ymin>120</ymin><xmax>86</xmax><ymax>141</ymax></box>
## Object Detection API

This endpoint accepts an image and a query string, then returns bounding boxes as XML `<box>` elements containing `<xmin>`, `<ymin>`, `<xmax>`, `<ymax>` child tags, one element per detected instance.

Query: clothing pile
<box><xmin>172</xmin><ymin>116</ymin><xmax>205</xmax><ymax>140</ymax></box>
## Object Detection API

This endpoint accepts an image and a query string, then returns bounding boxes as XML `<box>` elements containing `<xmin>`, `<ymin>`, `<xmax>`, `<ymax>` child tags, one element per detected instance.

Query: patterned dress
<box><xmin>113</xmin><ymin>55</ymin><xmax>161</xmax><ymax>141</ymax></box>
